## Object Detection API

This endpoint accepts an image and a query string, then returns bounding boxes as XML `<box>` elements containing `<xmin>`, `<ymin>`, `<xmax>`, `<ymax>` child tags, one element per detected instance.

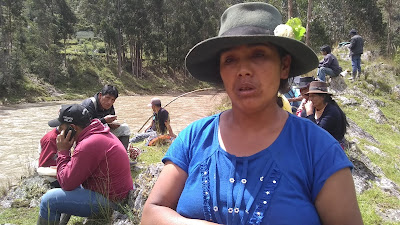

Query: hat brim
<box><xmin>305</xmin><ymin>90</ymin><xmax>332</xmax><ymax>95</ymax></box>
<box><xmin>293</xmin><ymin>84</ymin><xmax>309</xmax><ymax>89</ymax></box>
<box><xmin>185</xmin><ymin>35</ymin><xmax>319</xmax><ymax>84</ymax></box>
<box><xmin>48</xmin><ymin>119</ymin><xmax>61</xmax><ymax>127</ymax></box>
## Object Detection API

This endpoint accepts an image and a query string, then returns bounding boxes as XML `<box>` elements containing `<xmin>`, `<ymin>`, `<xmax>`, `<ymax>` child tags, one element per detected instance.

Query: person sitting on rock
<box><xmin>130</xmin><ymin>97</ymin><xmax>176</xmax><ymax>146</ymax></box>
<box><xmin>81</xmin><ymin>84</ymin><xmax>131</xmax><ymax>149</ymax></box>
<box><xmin>317</xmin><ymin>45</ymin><xmax>342</xmax><ymax>82</ymax></box>
<box><xmin>37</xmin><ymin>104</ymin><xmax>133</xmax><ymax>224</ymax></box>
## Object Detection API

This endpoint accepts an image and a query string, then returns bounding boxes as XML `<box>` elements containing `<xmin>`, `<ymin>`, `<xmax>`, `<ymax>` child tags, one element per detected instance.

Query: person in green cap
<box><xmin>141</xmin><ymin>2</ymin><xmax>363</xmax><ymax>225</ymax></box>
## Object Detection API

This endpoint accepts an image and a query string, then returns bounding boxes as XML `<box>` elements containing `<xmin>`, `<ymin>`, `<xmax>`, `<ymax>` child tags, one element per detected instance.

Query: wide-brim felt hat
<box><xmin>293</xmin><ymin>77</ymin><xmax>316</xmax><ymax>89</ymax></box>
<box><xmin>185</xmin><ymin>2</ymin><xmax>319</xmax><ymax>84</ymax></box>
<box><xmin>305</xmin><ymin>81</ymin><xmax>332</xmax><ymax>95</ymax></box>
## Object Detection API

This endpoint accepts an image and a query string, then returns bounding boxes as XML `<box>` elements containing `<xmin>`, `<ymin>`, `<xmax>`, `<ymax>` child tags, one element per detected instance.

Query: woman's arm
<box><xmin>141</xmin><ymin>162</ymin><xmax>219</xmax><ymax>225</ymax></box>
<box><xmin>315</xmin><ymin>168</ymin><xmax>363</xmax><ymax>225</ymax></box>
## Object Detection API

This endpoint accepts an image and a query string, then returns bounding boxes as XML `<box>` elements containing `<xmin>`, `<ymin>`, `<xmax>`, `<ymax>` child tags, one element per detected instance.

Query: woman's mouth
<box><xmin>237</xmin><ymin>84</ymin><xmax>257</xmax><ymax>96</ymax></box>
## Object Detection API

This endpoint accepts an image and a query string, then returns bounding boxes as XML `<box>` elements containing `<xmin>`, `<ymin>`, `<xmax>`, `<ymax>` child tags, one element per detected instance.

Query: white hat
<box><xmin>148</xmin><ymin>97</ymin><xmax>161</xmax><ymax>107</ymax></box>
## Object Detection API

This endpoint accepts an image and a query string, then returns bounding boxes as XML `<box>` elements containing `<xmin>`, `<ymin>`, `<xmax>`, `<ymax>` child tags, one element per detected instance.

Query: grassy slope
<box><xmin>336</xmin><ymin>50</ymin><xmax>400</xmax><ymax>224</ymax></box>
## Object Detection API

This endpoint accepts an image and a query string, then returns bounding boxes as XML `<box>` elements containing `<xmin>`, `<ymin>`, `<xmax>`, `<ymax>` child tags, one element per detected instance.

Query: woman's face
<box><xmin>308</xmin><ymin>93</ymin><xmax>325</xmax><ymax>108</ymax></box>
<box><xmin>219</xmin><ymin>44</ymin><xmax>291</xmax><ymax>112</ymax></box>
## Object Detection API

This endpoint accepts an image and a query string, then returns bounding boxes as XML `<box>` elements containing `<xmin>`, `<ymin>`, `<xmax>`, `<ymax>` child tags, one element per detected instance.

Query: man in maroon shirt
<box><xmin>37</xmin><ymin>104</ymin><xmax>133</xmax><ymax>224</ymax></box>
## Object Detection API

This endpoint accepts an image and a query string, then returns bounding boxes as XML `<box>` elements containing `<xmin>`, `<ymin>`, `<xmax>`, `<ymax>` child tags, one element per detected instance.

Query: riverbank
<box><xmin>0</xmin><ymin>92</ymin><xmax>226</xmax><ymax>191</ymax></box>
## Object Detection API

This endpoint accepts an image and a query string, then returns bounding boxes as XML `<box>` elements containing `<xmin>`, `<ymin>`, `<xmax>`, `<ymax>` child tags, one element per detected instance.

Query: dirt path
<box><xmin>0</xmin><ymin>91</ymin><xmax>226</xmax><ymax>188</ymax></box>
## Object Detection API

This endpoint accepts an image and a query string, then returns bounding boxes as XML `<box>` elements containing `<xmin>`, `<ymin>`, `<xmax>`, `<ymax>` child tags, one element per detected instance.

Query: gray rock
<box><xmin>335</xmin><ymin>96</ymin><xmax>358</xmax><ymax>106</ymax></box>
<box><xmin>347</xmin><ymin>119</ymin><xmax>379</xmax><ymax>144</ymax></box>
<box><xmin>364</xmin><ymin>145</ymin><xmax>386</xmax><ymax>156</ymax></box>
<box><xmin>392</xmin><ymin>85</ymin><xmax>400</xmax><ymax>100</ymax></box>
<box><xmin>377</xmin><ymin>208</ymin><xmax>400</xmax><ymax>223</ymax></box>
<box><xmin>329</xmin><ymin>76</ymin><xmax>347</xmax><ymax>93</ymax></box>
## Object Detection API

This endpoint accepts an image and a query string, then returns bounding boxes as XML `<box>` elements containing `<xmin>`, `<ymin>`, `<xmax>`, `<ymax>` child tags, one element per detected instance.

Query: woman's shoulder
<box><xmin>287</xmin><ymin>114</ymin><xmax>337</xmax><ymax>144</ymax></box>
<box><xmin>182</xmin><ymin>114</ymin><xmax>220</xmax><ymax>133</ymax></box>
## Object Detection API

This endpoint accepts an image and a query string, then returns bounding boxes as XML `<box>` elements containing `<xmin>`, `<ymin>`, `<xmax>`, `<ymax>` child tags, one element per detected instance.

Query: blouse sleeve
<box><xmin>311</xmin><ymin>141</ymin><xmax>353</xmax><ymax>202</ymax></box>
<box><xmin>162</xmin><ymin>129</ymin><xmax>191</xmax><ymax>174</ymax></box>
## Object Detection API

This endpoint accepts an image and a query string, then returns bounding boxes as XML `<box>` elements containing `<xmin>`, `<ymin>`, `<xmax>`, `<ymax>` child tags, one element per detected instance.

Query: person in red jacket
<box><xmin>37</xmin><ymin>104</ymin><xmax>133</xmax><ymax>225</ymax></box>
<box><xmin>38</xmin><ymin>128</ymin><xmax>59</xmax><ymax>167</ymax></box>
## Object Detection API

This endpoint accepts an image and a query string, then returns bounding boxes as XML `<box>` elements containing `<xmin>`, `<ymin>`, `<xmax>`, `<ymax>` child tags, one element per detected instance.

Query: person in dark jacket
<box><xmin>348</xmin><ymin>29</ymin><xmax>364</xmax><ymax>80</ymax></box>
<box><xmin>317</xmin><ymin>45</ymin><xmax>342</xmax><ymax>82</ymax></box>
<box><xmin>81</xmin><ymin>85</ymin><xmax>131</xmax><ymax>149</ymax></box>
<box><xmin>305</xmin><ymin>81</ymin><xmax>349</xmax><ymax>147</ymax></box>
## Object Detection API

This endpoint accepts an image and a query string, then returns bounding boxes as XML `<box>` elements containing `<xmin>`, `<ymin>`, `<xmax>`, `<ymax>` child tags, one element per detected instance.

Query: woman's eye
<box><xmin>253</xmin><ymin>52</ymin><xmax>265</xmax><ymax>58</ymax></box>
<box><xmin>224</xmin><ymin>57</ymin><xmax>235</xmax><ymax>64</ymax></box>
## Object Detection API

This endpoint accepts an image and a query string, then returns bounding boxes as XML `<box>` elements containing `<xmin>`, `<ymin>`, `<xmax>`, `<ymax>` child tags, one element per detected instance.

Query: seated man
<box><xmin>81</xmin><ymin>85</ymin><xmax>130</xmax><ymax>149</ymax></box>
<box><xmin>37</xmin><ymin>104</ymin><xmax>133</xmax><ymax>224</ymax></box>
<box><xmin>130</xmin><ymin>97</ymin><xmax>176</xmax><ymax>145</ymax></box>
<box><xmin>317</xmin><ymin>45</ymin><xmax>342</xmax><ymax>82</ymax></box>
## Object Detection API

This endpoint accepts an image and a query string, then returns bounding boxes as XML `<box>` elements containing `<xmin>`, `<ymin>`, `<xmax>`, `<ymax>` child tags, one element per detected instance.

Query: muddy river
<box><xmin>0</xmin><ymin>91</ymin><xmax>226</xmax><ymax>188</ymax></box>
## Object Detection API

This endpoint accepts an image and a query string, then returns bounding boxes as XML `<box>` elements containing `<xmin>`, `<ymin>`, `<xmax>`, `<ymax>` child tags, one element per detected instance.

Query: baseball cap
<box><xmin>48</xmin><ymin>104</ymin><xmax>92</xmax><ymax>127</ymax></box>
<box><xmin>147</xmin><ymin>97</ymin><xmax>161</xmax><ymax>107</ymax></box>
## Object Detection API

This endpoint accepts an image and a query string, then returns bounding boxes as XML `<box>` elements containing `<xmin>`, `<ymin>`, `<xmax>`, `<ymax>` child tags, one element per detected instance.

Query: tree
<box><xmin>378</xmin><ymin>0</ymin><xmax>400</xmax><ymax>55</ymax></box>
<box><xmin>0</xmin><ymin>0</ymin><xmax>24</xmax><ymax>94</ymax></box>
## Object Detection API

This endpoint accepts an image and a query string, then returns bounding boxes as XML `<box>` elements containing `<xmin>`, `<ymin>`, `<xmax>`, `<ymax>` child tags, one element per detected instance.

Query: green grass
<box><xmin>0</xmin><ymin>207</ymin><xmax>39</xmax><ymax>225</ymax></box>
<box><xmin>358</xmin><ymin>185</ymin><xmax>400</xmax><ymax>225</ymax></box>
<box><xmin>130</xmin><ymin>142</ymin><xmax>169</xmax><ymax>166</ymax></box>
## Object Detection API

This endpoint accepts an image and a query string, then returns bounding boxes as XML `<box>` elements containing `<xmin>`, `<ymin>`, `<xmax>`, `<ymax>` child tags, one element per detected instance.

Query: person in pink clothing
<box><xmin>38</xmin><ymin>128</ymin><xmax>59</xmax><ymax>167</ymax></box>
<box><xmin>37</xmin><ymin>104</ymin><xmax>133</xmax><ymax>225</ymax></box>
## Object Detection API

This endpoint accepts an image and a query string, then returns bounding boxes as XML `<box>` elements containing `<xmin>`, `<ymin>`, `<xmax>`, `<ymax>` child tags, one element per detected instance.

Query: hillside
<box><xmin>0</xmin><ymin>47</ymin><xmax>400</xmax><ymax>224</ymax></box>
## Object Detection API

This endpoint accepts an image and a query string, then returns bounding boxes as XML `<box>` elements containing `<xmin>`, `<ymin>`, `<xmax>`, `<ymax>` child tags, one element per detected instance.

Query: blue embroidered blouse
<box><xmin>163</xmin><ymin>113</ymin><xmax>353</xmax><ymax>225</ymax></box>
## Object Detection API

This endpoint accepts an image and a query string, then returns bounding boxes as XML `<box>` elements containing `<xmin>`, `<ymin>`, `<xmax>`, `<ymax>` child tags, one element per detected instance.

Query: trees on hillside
<box><xmin>0</xmin><ymin>0</ymin><xmax>399</xmax><ymax>95</ymax></box>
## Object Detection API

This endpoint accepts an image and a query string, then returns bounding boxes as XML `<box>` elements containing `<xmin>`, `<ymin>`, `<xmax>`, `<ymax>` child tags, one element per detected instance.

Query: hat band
<box><xmin>220</xmin><ymin>26</ymin><xmax>273</xmax><ymax>36</ymax></box>
<box><xmin>309</xmin><ymin>87</ymin><xmax>327</xmax><ymax>92</ymax></box>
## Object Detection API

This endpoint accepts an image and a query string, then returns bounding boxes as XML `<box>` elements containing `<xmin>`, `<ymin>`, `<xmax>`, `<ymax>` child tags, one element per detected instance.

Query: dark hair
<box><xmin>101</xmin><ymin>85</ymin><xmax>118</xmax><ymax>98</ymax></box>
<box><xmin>320</xmin><ymin>45</ymin><xmax>331</xmax><ymax>54</ymax></box>
<box><xmin>320</xmin><ymin>94</ymin><xmax>349</xmax><ymax>134</ymax></box>
<box><xmin>154</xmin><ymin>103</ymin><xmax>161</xmax><ymax>107</ymax></box>
<box><xmin>349</xmin><ymin>29</ymin><xmax>357</xmax><ymax>35</ymax></box>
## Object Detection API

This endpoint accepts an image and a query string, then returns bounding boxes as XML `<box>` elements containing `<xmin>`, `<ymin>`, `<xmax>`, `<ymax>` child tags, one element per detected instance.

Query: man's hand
<box><xmin>108</xmin><ymin>122</ymin><xmax>120</xmax><ymax>130</ymax></box>
<box><xmin>57</xmin><ymin>130</ymin><xmax>75</xmax><ymax>151</ymax></box>
<box><xmin>104</xmin><ymin>115</ymin><xmax>117</xmax><ymax>124</ymax></box>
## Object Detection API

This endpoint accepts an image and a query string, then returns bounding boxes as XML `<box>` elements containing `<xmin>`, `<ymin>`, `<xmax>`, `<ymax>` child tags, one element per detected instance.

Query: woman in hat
<box><xmin>142</xmin><ymin>2</ymin><xmax>362</xmax><ymax>225</ymax></box>
<box><xmin>305</xmin><ymin>81</ymin><xmax>349</xmax><ymax>147</ymax></box>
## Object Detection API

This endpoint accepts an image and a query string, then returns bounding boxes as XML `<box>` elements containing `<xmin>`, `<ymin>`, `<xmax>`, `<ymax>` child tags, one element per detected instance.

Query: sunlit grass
<box><xmin>0</xmin><ymin>207</ymin><xmax>39</xmax><ymax>225</ymax></box>
<box><xmin>358</xmin><ymin>185</ymin><xmax>400</xmax><ymax>225</ymax></box>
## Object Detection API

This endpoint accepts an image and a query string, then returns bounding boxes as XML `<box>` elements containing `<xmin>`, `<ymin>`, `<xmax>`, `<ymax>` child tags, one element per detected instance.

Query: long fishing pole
<box><xmin>137</xmin><ymin>87</ymin><xmax>214</xmax><ymax>133</ymax></box>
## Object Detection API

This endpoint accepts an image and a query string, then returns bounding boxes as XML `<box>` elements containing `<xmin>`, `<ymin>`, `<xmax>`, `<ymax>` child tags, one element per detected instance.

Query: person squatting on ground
<box><xmin>81</xmin><ymin>84</ymin><xmax>131</xmax><ymax>149</ymax></box>
<box><xmin>141</xmin><ymin>2</ymin><xmax>363</xmax><ymax>225</ymax></box>
<box><xmin>130</xmin><ymin>97</ymin><xmax>176</xmax><ymax>145</ymax></box>
<box><xmin>317</xmin><ymin>45</ymin><xmax>342</xmax><ymax>82</ymax></box>
<box><xmin>305</xmin><ymin>81</ymin><xmax>349</xmax><ymax>148</ymax></box>
<box><xmin>37</xmin><ymin>104</ymin><xmax>133</xmax><ymax>225</ymax></box>
<box><xmin>348</xmin><ymin>29</ymin><xmax>364</xmax><ymax>80</ymax></box>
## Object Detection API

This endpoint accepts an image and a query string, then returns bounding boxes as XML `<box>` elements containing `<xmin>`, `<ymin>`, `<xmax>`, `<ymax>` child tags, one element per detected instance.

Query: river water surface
<box><xmin>0</xmin><ymin>91</ymin><xmax>226</xmax><ymax>188</ymax></box>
